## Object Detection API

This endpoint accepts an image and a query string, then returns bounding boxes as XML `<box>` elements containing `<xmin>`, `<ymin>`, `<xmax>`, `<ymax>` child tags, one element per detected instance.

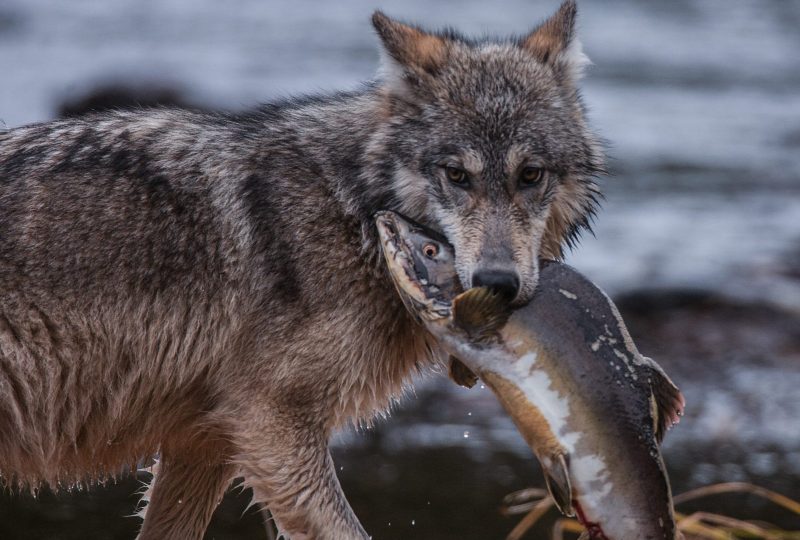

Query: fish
<box><xmin>375</xmin><ymin>210</ymin><xmax>686</xmax><ymax>540</ymax></box>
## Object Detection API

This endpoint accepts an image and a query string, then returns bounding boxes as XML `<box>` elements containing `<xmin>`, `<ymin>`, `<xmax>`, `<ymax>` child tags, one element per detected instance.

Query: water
<box><xmin>2</xmin><ymin>0</ymin><xmax>798</xmax><ymax>296</ymax></box>
<box><xmin>0</xmin><ymin>1</ymin><xmax>798</xmax><ymax>538</ymax></box>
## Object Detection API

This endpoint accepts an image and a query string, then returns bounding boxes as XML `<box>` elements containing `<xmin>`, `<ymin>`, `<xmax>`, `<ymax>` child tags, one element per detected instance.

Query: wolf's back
<box><xmin>0</xmin><ymin>111</ymin><xmax>256</xmax><ymax>298</ymax></box>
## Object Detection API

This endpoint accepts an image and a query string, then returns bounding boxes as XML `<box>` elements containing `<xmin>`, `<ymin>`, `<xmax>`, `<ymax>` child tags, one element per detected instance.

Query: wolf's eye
<box><xmin>423</xmin><ymin>242</ymin><xmax>439</xmax><ymax>259</ymax></box>
<box><xmin>445</xmin><ymin>166</ymin><xmax>469</xmax><ymax>187</ymax></box>
<box><xmin>519</xmin><ymin>166</ymin><xmax>545</xmax><ymax>187</ymax></box>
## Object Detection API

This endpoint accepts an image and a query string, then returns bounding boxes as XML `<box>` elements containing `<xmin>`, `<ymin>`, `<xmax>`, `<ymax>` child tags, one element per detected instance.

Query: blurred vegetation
<box><xmin>502</xmin><ymin>482</ymin><xmax>800</xmax><ymax>540</ymax></box>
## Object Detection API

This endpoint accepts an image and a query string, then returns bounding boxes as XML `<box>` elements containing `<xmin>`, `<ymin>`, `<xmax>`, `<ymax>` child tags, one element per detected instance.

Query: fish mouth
<box><xmin>375</xmin><ymin>211</ymin><xmax>451</xmax><ymax>319</ymax></box>
<box><xmin>375</xmin><ymin>211</ymin><xmax>426</xmax><ymax>303</ymax></box>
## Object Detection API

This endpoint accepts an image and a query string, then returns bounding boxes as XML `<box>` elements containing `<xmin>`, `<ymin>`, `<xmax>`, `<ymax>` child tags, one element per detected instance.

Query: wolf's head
<box><xmin>364</xmin><ymin>1</ymin><xmax>604</xmax><ymax>304</ymax></box>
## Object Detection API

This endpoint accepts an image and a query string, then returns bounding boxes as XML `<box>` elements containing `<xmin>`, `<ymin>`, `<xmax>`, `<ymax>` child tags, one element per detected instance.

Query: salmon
<box><xmin>375</xmin><ymin>210</ymin><xmax>686</xmax><ymax>540</ymax></box>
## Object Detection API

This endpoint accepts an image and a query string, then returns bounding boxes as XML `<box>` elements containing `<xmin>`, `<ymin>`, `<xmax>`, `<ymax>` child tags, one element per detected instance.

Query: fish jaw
<box><xmin>375</xmin><ymin>210</ymin><xmax>428</xmax><ymax>306</ymax></box>
<box><xmin>375</xmin><ymin>211</ymin><xmax>452</xmax><ymax>322</ymax></box>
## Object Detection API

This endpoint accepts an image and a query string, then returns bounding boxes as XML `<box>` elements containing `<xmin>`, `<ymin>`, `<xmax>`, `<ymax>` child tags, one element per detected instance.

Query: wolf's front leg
<box><xmin>235</xmin><ymin>420</ymin><xmax>369</xmax><ymax>540</ymax></box>
<box><xmin>137</xmin><ymin>453</ymin><xmax>235</xmax><ymax>540</ymax></box>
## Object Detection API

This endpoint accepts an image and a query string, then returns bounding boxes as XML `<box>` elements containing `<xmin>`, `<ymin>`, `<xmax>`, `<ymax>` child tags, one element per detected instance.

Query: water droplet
<box><xmin>463</xmin><ymin>431</ymin><xmax>470</xmax><ymax>439</ymax></box>
<box><xmin>480</xmin><ymin>384</ymin><xmax>485</xmax><ymax>389</ymax></box>
<box><xmin>467</xmin><ymin>412</ymin><xmax>472</xmax><ymax>416</ymax></box>
<box><xmin>178</xmin><ymin>499</ymin><xmax>182</xmax><ymax>504</ymax></box>
<box><xmin>411</xmin><ymin>520</ymin><xmax>415</xmax><ymax>526</ymax></box>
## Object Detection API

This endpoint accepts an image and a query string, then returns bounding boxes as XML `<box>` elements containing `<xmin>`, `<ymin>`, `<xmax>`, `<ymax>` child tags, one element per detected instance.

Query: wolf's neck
<box><xmin>277</xmin><ymin>85</ymin><xmax>417</xmax><ymax>232</ymax></box>
<box><xmin>243</xmin><ymin>87</ymin><xmax>443</xmax><ymax>425</ymax></box>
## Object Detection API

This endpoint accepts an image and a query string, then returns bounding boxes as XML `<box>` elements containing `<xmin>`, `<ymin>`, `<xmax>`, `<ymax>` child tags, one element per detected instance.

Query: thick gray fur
<box><xmin>0</xmin><ymin>1</ymin><xmax>603</xmax><ymax>538</ymax></box>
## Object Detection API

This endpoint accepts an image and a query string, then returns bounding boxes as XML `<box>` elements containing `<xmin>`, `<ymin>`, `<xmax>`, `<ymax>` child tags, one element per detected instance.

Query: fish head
<box><xmin>375</xmin><ymin>210</ymin><xmax>461</xmax><ymax>323</ymax></box>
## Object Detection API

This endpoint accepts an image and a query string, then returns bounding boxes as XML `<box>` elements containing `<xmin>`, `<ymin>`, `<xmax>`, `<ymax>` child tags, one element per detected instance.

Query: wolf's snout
<box><xmin>472</xmin><ymin>269</ymin><xmax>519</xmax><ymax>300</ymax></box>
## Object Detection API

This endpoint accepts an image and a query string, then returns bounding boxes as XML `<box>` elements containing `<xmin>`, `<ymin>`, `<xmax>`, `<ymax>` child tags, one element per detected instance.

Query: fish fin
<box><xmin>646</xmin><ymin>360</ymin><xmax>686</xmax><ymax>443</ymax></box>
<box><xmin>448</xmin><ymin>356</ymin><xmax>478</xmax><ymax>388</ymax></box>
<box><xmin>452</xmin><ymin>287</ymin><xmax>511</xmax><ymax>340</ymax></box>
<box><xmin>543</xmin><ymin>453</ymin><xmax>574</xmax><ymax>517</ymax></box>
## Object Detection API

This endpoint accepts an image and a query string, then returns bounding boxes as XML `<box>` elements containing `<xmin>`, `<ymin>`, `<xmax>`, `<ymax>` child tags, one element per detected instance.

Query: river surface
<box><xmin>0</xmin><ymin>0</ymin><xmax>798</xmax><ymax>538</ymax></box>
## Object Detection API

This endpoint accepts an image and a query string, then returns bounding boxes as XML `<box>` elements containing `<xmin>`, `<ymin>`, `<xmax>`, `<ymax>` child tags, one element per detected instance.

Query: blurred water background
<box><xmin>0</xmin><ymin>0</ymin><xmax>798</xmax><ymax>538</ymax></box>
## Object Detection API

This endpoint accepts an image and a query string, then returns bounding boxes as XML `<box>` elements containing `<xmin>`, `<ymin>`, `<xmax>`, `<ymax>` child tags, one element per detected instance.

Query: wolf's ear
<box><xmin>520</xmin><ymin>0</ymin><xmax>589</xmax><ymax>79</ymax></box>
<box><xmin>372</xmin><ymin>11</ymin><xmax>448</xmax><ymax>83</ymax></box>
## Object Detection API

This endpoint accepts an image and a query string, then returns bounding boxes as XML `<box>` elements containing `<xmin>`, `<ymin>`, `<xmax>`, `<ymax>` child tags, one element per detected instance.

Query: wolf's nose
<box><xmin>472</xmin><ymin>270</ymin><xmax>519</xmax><ymax>300</ymax></box>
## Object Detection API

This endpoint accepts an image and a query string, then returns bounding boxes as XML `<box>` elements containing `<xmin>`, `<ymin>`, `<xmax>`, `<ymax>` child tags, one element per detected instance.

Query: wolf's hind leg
<box><xmin>137</xmin><ymin>453</ymin><xmax>235</xmax><ymax>540</ymax></box>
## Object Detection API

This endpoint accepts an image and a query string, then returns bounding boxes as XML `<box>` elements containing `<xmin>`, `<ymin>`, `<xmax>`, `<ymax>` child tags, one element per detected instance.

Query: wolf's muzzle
<box><xmin>471</xmin><ymin>269</ymin><xmax>520</xmax><ymax>300</ymax></box>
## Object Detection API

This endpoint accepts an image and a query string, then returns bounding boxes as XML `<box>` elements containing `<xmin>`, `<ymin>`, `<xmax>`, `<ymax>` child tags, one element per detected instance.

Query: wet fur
<box><xmin>0</xmin><ymin>2</ymin><xmax>603</xmax><ymax>538</ymax></box>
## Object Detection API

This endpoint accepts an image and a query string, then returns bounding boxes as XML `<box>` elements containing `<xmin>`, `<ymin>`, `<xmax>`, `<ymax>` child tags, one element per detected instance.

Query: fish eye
<box><xmin>422</xmin><ymin>242</ymin><xmax>439</xmax><ymax>259</ymax></box>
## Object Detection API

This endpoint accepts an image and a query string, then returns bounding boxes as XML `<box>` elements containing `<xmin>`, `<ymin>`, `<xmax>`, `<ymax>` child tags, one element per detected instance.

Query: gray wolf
<box><xmin>0</xmin><ymin>1</ymin><xmax>603</xmax><ymax>538</ymax></box>
<box><xmin>375</xmin><ymin>210</ymin><xmax>683</xmax><ymax>540</ymax></box>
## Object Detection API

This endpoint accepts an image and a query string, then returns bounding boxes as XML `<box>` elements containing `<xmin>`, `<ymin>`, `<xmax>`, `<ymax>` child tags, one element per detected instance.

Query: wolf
<box><xmin>0</xmin><ymin>1</ymin><xmax>603</xmax><ymax>539</ymax></box>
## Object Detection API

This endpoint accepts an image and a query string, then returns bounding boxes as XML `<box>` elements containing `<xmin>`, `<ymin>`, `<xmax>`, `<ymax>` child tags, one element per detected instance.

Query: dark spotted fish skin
<box><xmin>492</xmin><ymin>260</ymin><xmax>682</xmax><ymax>540</ymax></box>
